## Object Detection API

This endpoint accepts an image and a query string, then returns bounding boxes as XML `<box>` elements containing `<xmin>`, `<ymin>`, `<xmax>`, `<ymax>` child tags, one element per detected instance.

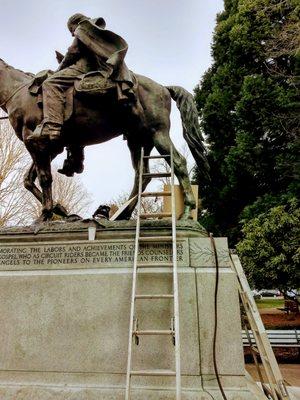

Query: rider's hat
<box><xmin>67</xmin><ymin>13</ymin><xmax>106</xmax><ymax>32</ymax></box>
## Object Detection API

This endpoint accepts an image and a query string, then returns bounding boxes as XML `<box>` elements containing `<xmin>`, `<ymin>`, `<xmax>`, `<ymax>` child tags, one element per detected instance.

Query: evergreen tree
<box><xmin>195</xmin><ymin>0</ymin><xmax>299</xmax><ymax>243</ymax></box>
<box><xmin>236</xmin><ymin>198</ymin><xmax>300</xmax><ymax>293</ymax></box>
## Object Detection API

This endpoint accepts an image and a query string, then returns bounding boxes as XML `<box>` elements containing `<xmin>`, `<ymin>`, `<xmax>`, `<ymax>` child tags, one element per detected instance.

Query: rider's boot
<box><xmin>27</xmin><ymin>122</ymin><xmax>62</xmax><ymax>143</ymax></box>
<box><xmin>58</xmin><ymin>146</ymin><xmax>85</xmax><ymax>177</ymax></box>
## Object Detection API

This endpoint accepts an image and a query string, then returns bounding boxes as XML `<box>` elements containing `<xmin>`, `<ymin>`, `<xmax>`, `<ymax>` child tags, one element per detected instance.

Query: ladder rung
<box><xmin>139</xmin><ymin>236</ymin><xmax>172</xmax><ymax>242</ymax></box>
<box><xmin>142</xmin><ymin>172</ymin><xmax>171</xmax><ymax>178</ymax></box>
<box><xmin>131</xmin><ymin>369</ymin><xmax>176</xmax><ymax>376</ymax></box>
<box><xmin>133</xmin><ymin>330</ymin><xmax>174</xmax><ymax>336</ymax></box>
<box><xmin>140</xmin><ymin>212</ymin><xmax>172</xmax><ymax>219</ymax></box>
<box><xmin>143</xmin><ymin>155</ymin><xmax>170</xmax><ymax>159</ymax></box>
<box><xmin>135</xmin><ymin>294</ymin><xmax>174</xmax><ymax>299</ymax></box>
<box><xmin>141</xmin><ymin>191</ymin><xmax>171</xmax><ymax>197</ymax></box>
<box><xmin>137</xmin><ymin>262</ymin><xmax>173</xmax><ymax>268</ymax></box>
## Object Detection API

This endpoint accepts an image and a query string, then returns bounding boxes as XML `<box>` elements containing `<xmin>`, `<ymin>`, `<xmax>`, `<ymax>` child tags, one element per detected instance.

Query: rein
<box><xmin>0</xmin><ymin>81</ymin><xmax>29</xmax><ymax>108</ymax></box>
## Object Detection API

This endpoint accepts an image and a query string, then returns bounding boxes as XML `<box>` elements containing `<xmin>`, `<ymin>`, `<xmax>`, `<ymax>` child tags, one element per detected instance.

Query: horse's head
<box><xmin>0</xmin><ymin>58</ymin><xmax>31</xmax><ymax>110</ymax></box>
<box><xmin>0</xmin><ymin>59</ymin><xmax>11</xmax><ymax>108</ymax></box>
<box><xmin>0</xmin><ymin>58</ymin><xmax>9</xmax><ymax>78</ymax></box>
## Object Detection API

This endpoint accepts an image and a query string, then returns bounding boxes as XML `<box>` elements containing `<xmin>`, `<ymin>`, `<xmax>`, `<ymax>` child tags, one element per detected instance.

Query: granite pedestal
<box><xmin>0</xmin><ymin>220</ymin><xmax>262</xmax><ymax>399</ymax></box>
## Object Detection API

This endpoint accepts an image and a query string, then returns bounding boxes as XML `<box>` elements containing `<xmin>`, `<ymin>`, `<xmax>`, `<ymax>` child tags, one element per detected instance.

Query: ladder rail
<box><xmin>125</xmin><ymin>147</ymin><xmax>181</xmax><ymax>400</ymax></box>
<box><xmin>170</xmin><ymin>145</ymin><xmax>181</xmax><ymax>399</ymax></box>
<box><xmin>244</xmin><ymin>322</ymin><xmax>265</xmax><ymax>384</ymax></box>
<box><xmin>230</xmin><ymin>253</ymin><xmax>290</xmax><ymax>400</ymax></box>
<box><xmin>125</xmin><ymin>147</ymin><xmax>144</xmax><ymax>400</ymax></box>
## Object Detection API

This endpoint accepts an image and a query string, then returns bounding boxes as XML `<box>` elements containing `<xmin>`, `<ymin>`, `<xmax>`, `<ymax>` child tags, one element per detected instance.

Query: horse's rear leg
<box><xmin>128</xmin><ymin>142</ymin><xmax>153</xmax><ymax>198</ymax></box>
<box><xmin>115</xmin><ymin>141</ymin><xmax>153</xmax><ymax>220</ymax></box>
<box><xmin>153</xmin><ymin>131</ymin><xmax>196</xmax><ymax>219</ymax></box>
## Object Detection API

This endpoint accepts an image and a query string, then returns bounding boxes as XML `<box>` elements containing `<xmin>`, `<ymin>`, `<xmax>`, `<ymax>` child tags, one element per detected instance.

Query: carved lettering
<box><xmin>0</xmin><ymin>240</ymin><xmax>188</xmax><ymax>270</ymax></box>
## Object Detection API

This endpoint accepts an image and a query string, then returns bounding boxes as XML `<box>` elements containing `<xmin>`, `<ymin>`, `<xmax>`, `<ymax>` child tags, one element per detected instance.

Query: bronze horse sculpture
<box><xmin>0</xmin><ymin>57</ymin><xmax>208</xmax><ymax>221</ymax></box>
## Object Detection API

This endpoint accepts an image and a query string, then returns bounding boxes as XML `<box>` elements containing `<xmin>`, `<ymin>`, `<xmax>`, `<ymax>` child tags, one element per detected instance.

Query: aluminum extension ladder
<box><xmin>125</xmin><ymin>147</ymin><xmax>181</xmax><ymax>399</ymax></box>
<box><xmin>230</xmin><ymin>253</ymin><xmax>290</xmax><ymax>400</ymax></box>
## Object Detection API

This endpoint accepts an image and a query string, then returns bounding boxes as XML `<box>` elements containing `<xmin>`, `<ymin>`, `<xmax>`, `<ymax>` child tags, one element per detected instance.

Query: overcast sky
<box><xmin>0</xmin><ymin>0</ymin><xmax>224</xmax><ymax>216</ymax></box>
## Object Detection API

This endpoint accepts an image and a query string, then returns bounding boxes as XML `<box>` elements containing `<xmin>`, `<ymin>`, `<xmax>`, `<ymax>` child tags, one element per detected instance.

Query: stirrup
<box><xmin>48</xmin><ymin>130</ymin><xmax>61</xmax><ymax>141</ymax></box>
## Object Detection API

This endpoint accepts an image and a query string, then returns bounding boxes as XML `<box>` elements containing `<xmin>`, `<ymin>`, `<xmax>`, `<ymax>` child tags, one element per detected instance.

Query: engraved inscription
<box><xmin>0</xmin><ymin>240</ymin><xmax>188</xmax><ymax>270</ymax></box>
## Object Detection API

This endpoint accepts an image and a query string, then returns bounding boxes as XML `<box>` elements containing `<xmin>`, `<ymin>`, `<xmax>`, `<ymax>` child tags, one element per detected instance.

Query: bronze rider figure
<box><xmin>28</xmin><ymin>13</ymin><xmax>135</xmax><ymax>175</ymax></box>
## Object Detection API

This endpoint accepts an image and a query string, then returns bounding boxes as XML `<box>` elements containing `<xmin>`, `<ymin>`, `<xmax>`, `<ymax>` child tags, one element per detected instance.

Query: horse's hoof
<box><xmin>53</xmin><ymin>203</ymin><xmax>68</xmax><ymax>217</ymax></box>
<box><xmin>73</xmin><ymin>162</ymin><xmax>84</xmax><ymax>174</ymax></box>
<box><xmin>58</xmin><ymin>159</ymin><xmax>84</xmax><ymax>177</ymax></box>
<box><xmin>34</xmin><ymin>213</ymin><xmax>52</xmax><ymax>225</ymax></box>
<box><xmin>180</xmin><ymin>214</ymin><xmax>193</xmax><ymax>221</ymax></box>
<box><xmin>58</xmin><ymin>167</ymin><xmax>74</xmax><ymax>177</ymax></box>
<box><xmin>65</xmin><ymin>214</ymin><xmax>82</xmax><ymax>222</ymax></box>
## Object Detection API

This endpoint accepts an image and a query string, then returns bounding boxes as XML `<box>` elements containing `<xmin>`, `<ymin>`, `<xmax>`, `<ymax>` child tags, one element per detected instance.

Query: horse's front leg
<box><xmin>24</xmin><ymin>127</ymin><xmax>67</xmax><ymax>221</ymax></box>
<box><xmin>24</xmin><ymin>161</ymin><xmax>43</xmax><ymax>203</ymax></box>
<box><xmin>25</xmin><ymin>145</ymin><xmax>54</xmax><ymax>221</ymax></box>
<box><xmin>35</xmin><ymin>151</ymin><xmax>53</xmax><ymax>221</ymax></box>
<box><xmin>24</xmin><ymin>132</ymin><xmax>52</xmax><ymax>221</ymax></box>
<box><xmin>24</xmin><ymin>162</ymin><xmax>69</xmax><ymax>218</ymax></box>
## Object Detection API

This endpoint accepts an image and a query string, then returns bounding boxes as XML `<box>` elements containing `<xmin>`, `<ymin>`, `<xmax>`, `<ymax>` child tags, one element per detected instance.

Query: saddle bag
<box><xmin>74</xmin><ymin>71</ymin><xmax>116</xmax><ymax>97</ymax></box>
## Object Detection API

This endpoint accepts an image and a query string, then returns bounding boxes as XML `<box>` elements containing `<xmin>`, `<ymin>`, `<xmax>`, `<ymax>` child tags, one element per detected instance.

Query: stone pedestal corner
<box><xmin>0</xmin><ymin>221</ymin><xmax>261</xmax><ymax>399</ymax></box>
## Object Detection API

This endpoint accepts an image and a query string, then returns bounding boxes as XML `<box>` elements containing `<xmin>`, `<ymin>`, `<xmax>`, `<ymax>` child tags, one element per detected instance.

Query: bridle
<box><xmin>0</xmin><ymin>82</ymin><xmax>28</xmax><ymax>108</ymax></box>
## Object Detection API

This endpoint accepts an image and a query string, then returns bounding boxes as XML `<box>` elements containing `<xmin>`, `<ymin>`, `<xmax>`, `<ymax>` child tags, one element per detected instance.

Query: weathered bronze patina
<box><xmin>0</xmin><ymin>14</ymin><xmax>209</xmax><ymax>222</ymax></box>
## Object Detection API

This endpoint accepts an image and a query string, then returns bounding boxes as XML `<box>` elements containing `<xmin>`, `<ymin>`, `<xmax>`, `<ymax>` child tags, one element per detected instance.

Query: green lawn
<box><xmin>255</xmin><ymin>298</ymin><xmax>284</xmax><ymax>309</ymax></box>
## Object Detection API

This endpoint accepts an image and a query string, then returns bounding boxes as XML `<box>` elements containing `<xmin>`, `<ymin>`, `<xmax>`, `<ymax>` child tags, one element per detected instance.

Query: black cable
<box><xmin>210</xmin><ymin>233</ymin><xmax>228</xmax><ymax>400</ymax></box>
<box><xmin>194</xmin><ymin>266</ymin><xmax>216</xmax><ymax>400</ymax></box>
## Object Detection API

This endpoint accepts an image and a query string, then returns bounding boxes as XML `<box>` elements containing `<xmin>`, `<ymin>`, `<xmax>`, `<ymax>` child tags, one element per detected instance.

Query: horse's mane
<box><xmin>0</xmin><ymin>58</ymin><xmax>8</xmax><ymax>67</ymax></box>
<box><xmin>0</xmin><ymin>58</ymin><xmax>34</xmax><ymax>78</ymax></box>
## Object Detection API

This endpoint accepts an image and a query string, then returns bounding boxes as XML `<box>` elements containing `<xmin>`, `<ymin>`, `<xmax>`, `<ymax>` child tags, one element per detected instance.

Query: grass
<box><xmin>255</xmin><ymin>298</ymin><xmax>284</xmax><ymax>309</ymax></box>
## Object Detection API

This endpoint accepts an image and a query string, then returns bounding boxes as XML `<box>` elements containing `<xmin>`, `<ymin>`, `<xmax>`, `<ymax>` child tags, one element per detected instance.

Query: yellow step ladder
<box><xmin>230</xmin><ymin>253</ymin><xmax>290</xmax><ymax>400</ymax></box>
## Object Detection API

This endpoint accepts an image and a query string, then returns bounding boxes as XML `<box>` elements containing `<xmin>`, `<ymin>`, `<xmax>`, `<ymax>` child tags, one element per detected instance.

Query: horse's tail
<box><xmin>166</xmin><ymin>85</ymin><xmax>210</xmax><ymax>179</ymax></box>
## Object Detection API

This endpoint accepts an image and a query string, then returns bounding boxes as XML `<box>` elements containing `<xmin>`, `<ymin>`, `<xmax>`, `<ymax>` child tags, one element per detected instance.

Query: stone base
<box><xmin>0</xmin><ymin>221</ymin><xmax>262</xmax><ymax>399</ymax></box>
<box><xmin>0</xmin><ymin>385</ymin><xmax>262</xmax><ymax>400</ymax></box>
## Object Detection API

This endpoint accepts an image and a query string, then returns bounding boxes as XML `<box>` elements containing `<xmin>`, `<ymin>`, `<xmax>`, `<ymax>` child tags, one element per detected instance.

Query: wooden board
<box><xmin>110</xmin><ymin>195</ymin><xmax>137</xmax><ymax>221</ymax></box>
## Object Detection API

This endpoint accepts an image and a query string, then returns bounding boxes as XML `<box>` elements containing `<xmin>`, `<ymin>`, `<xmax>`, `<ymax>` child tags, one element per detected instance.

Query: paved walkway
<box><xmin>259</xmin><ymin>307</ymin><xmax>284</xmax><ymax>315</ymax></box>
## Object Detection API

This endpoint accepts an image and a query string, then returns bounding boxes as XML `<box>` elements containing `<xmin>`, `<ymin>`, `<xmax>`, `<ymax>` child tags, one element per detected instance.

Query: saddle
<box><xmin>28</xmin><ymin>70</ymin><xmax>137</xmax><ymax>121</ymax></box>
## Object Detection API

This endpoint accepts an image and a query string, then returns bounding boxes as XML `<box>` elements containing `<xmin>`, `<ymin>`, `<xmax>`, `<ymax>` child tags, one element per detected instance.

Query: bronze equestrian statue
<box><xmin>0</xmin><ymin>13</ymin><xmax>209</xmax><ymax>222</ymax></box>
